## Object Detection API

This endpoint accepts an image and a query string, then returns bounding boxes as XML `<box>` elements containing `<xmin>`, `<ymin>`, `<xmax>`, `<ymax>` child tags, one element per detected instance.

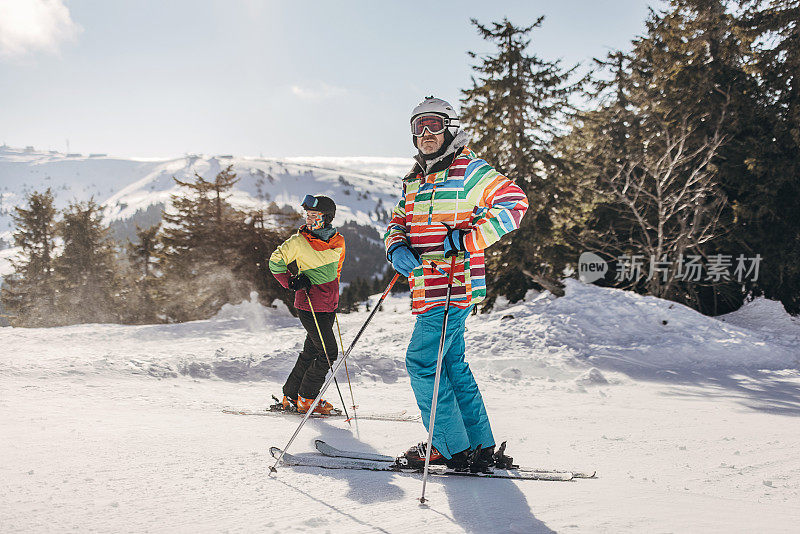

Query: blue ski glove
<box><xmin>388</xmin><ymin>244</ymin><xmax>422</xmax><ymax>277</ymax></box>
<box><xmin>443</xmin><ymin>227</ymin><xmax>467</xmax><ymax>258</ymax></box>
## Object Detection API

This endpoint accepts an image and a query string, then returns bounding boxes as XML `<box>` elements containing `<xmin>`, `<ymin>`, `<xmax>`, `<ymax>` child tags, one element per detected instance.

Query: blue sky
<box><xmin>0</xmin><ymin>0</ymin><xmax>659</xmax><ymax>158</ymax></box>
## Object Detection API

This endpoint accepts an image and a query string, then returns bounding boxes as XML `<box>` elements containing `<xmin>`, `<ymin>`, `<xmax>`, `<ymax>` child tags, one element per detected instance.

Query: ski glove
<box><xmin>443</xmin><ymin>227</ymin><xmax>467</xmax><ymax>258</ymax></box>
<box><xmin>288</xmin><ymin>272</ymin><xmax>312</xmax><ymax>291</ymax></box>
<box><xmin>389</xmin><ymin>244</ymin><xmax>422</xmax><ymax>277</ymax></box>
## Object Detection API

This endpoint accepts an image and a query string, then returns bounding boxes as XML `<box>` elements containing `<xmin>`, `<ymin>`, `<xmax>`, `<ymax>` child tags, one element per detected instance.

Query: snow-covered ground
<box><xmin>2</xmin><ymin>281</ymin><xmax>799</xmax><ymax>533</ymax></box>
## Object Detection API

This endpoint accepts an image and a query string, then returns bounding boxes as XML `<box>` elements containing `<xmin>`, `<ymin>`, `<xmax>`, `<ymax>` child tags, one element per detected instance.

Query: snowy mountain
<box><xmin>0</xmin><ymin>145</ymin><xmax>412</xmax><ymax>277</ymax></box>
<box><xmin>2</xmin><ymin>279</ymin><xmax>799</xmax><ymax>532</ymax></box>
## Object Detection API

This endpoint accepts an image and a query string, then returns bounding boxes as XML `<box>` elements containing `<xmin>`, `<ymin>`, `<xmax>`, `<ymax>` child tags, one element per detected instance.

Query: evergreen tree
<box><xmin>125</xmin><ymin>224</ymin><xmax>162</xmax><ymax>323</ymax></box>
<box><xmin>53</xmin><ymin>199</ymin><xmax>121</xmax><ymax>325</ymax></box>
<box><xmin>733</xmin><ymin>0</ymin><xmax>800</xmax><ymax>313</ymax></box>
<box><xmin>160</xmin><ymin>165</ymin><xmax>241</xmax><ymax>264</ymax></box>
<box><xmin>158</xmin><ymin>166</ymin><xmax>250</xmax><ymax>322</ymax></box>
<box><xmin>1</xmin><ymin>189</ymin><xmax>57</xmax><ymax>326</ymax></box>
<box><xmin>460</xmin><ymin>17</ymin><xmax>585</xmax><ymax>306</ymax></box>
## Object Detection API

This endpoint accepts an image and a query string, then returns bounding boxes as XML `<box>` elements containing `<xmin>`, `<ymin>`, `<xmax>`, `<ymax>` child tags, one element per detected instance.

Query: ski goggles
<box><xmin>411</xmin><ymin>114</ymin><xmax>453</xmax><ymax>137</ymax></box>
<box><xmin>301</xmin><ymin>194</ymin><xmax>318</xmax><ymax>210</ymax></box>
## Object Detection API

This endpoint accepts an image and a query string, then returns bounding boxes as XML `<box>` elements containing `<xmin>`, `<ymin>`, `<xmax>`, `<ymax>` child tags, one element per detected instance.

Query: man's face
<box><xmin>417</xmin><ymin>131</ymin><xmax>445</xmax><ymax>155</ymax></box>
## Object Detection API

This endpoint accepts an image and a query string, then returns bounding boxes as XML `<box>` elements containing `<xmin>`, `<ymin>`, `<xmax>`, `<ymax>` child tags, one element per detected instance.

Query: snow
<box><xmin>0</xmin><ymin>246</ymin><xmax>17</xmax><ymax>277</ymax></box>
<box><xmin>2</xmin><ymin>280</ymin><xmax>799</xmax><ymax>532</ymax></box>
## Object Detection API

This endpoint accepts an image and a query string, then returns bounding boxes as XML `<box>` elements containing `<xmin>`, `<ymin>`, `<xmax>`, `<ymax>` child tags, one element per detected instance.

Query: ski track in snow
<box><xmin>2</xmin><ymin>282</ymin><xmax>800</xmax><ymax>533</ymax></box>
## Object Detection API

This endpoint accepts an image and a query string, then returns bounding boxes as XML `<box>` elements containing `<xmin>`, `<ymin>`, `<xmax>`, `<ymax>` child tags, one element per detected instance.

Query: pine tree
<box><xmin>53</xmin><ymin>199</ymin><xmax>121</xmax><ymax>325</ymax></box>
<box><xmin>125</xmin><ymin>224</ymin><xmax>162</xmax><ymax>323</ymax></box>
<box><xmin>160</xmin><ymin>165</ymin><xmax>241</xmax><ymax>264</ymax></box>
<box><xmin>158</xmin><ymin>166</ymin><xmax>252</xmax><ymax>321</ymax></box>
<box><xmin>733</xmin><ymin>0</ymin><xmax>800</xmax><ymax>313</ymax></box>
<box><xmin>1</xmin><ymin>189</ymin><xmax>57</xmax><ymax>326</ymax></box>
<box><xmin>460</xmin><ymin>17</ymin><xmax>585</xmax><ymax>305</ymax></box>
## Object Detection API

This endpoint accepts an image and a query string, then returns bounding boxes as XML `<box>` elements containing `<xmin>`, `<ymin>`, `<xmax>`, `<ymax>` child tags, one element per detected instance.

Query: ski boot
<box><xmin>396</xmin><ymin>442</ymin><xmax>470</xmax><ymax>470</ymax></box>
<box><xmin>297</xmin><ymin>395</ymin><xmax>336</xmax><ymax>415</ymax></box>
<box><xmin>493</xmin><ymin>441</ymin><xmax>516</xmax><ymax>469</ymax></box>
<box><xmin>466</xmin><ymin>444</ymin><xmax>494</xmax><ymax>473</ymax></box>
<box><xmin>467</xmin><ymin>441</ymin><xmax>516</xmax><ymax>473</ymax></box>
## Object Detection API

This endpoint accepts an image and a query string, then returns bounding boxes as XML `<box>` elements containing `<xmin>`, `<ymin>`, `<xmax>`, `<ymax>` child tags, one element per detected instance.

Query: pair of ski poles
<box><xmin>270</xmin><ymin>272</ymin><xmax>401</xmax><ymax>473</ymax></box>
<box><xmin>271</xmin><ymin>254</ymin><xmax>460</xmax><ymax>505</ymax></box>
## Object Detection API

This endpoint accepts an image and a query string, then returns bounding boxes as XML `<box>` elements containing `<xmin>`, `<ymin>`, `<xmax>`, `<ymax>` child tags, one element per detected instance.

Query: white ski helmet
<box><xmin>410</xmin><ymin>96</ymin><xmax>460</xmax><ymax>138</ymax></box>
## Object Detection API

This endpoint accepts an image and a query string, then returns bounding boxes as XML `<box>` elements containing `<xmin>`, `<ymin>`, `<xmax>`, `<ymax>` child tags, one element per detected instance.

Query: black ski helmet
<box><xmin>301</xmin><ymin>194</ymin><xmax>336</xmax><ymax>225</ymax></box>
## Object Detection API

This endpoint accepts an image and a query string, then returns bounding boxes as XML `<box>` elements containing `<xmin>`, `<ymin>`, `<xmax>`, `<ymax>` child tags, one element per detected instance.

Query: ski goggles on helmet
<box><xmin>301</xmin><ymin>194</ymin><xmax>318</xmax><ymax>210</ymax></box>
<box><xmin>411</xmin><ymin>113</ymin><xmax>452</xmax><ymax>137</ymax></box>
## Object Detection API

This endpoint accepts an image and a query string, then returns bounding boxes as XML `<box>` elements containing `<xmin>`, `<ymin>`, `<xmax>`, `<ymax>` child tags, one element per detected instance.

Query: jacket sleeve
<box><xmin>383</xmin><ymin>182</ymin><xmax>411</xmax><ymax>259</ymax></box>
<box><xmin>268</xmin><ymin>234</ymin><xmax>298</xmax><ymax>289</ymax></box>
<box><xmin>463</xmin><ymin>162</ymin><xmax>528</xmax><ymax>253</ymax></box>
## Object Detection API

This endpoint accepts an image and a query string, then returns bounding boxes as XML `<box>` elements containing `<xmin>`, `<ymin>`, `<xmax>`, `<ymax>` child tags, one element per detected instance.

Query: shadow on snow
<box><xmin>270</xmin><ymin>418</ymin><xmax>556</xmax><ymax>533</ymax></box>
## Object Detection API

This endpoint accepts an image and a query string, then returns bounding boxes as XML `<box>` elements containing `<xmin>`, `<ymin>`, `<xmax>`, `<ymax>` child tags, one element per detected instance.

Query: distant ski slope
<box><xmin>0</xmin><ymin>145</ymin><xmax>411</xmax><ymax>276</ymax></box>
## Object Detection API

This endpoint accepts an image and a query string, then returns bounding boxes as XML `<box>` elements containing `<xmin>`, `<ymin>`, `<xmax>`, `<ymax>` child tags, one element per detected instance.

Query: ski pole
<box><xmin>305</xmin><ymin>293</ymin><xmax>350</xmax><ymax>423</ymax></box>
<box><xmin>270</xmin><ymin>273</ymin><xmax>401</xmax><ymax>474</ymax></box>
<box><xmin>335</xmin><ymin>314</ymin><xmax>360</xmax><ymax>439</ymax></box>
<box><xmin>419</xmin><ymin>254</ymin><xmax>458</xmax><ymax>504</ymax></box>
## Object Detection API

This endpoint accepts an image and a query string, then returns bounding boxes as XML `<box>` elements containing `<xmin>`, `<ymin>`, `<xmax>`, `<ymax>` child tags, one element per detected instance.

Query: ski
<box><xmin>315</xmin><ymin>439</ymin><xmax>395</xmax><ymax>462</ymax></box>
<box><xmin>314</xmin><ymin>439</ymin><xmax>596</xmax><ymax>479</ymax></box>
<box><xmin>222</xmin><ymin>408</ymin><xmax>420</xmax><ymax>423</ymax></box>
<box><xmin>269</xmin><ymin>446</ymin><xmax>575</xmax><ymax>481</ymax></box>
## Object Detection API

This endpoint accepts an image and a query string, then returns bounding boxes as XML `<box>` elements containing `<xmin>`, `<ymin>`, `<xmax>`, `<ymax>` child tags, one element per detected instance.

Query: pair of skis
<box><xmin>222</xmin><ymin>398</ymin><xmax>420</xmax><ymax>423</ymax></box>
<box><xmin>269</xmin><ymin>440</ymin><xmax>596</xmax><ymax>481</ymax></box>
<box><xmin>224</xmin><ymin>408</ymin><xmax>420</xmax><ymax>422</ymax></box>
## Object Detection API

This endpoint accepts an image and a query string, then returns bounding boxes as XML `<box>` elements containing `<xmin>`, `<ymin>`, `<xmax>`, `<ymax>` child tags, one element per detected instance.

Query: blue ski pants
<box><xmin>405</xmin><ymin>304</ymin><xmax>495</xmax><ymax>458</ymax></box>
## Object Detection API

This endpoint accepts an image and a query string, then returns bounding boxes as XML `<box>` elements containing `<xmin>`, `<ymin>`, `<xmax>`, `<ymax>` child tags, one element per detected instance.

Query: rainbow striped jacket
<box><xmin>384</xmin><ymin>146</ymin><xmax>528</xmax><ymax>314</ymax></box>
<box><xmin>269</xmin><ymin>227</ymin><xmax>345</xmax><ymax>312</ymax></box>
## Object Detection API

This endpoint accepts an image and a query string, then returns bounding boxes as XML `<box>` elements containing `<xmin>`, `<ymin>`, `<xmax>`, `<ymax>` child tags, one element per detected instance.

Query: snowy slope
<box><xmin>0</xmin><ymin>145</ymin><xmax>411</xmax><ymax>276</ymax></box>
<box><xmin>2</xmin><ymin>280</ymin><xmax>799</xmax><ymax>532</ymax></box>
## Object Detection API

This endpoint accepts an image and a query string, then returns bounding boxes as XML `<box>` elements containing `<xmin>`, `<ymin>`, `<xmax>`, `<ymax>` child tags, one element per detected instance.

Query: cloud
<box><xmin>0</xmin><ymin>0</ymin><xmax>81</xmax><ymax>59</ymax></box>
<box><xmin>290</xmin><ymin>83</ymin><xmax>347</xmax><ymax>101</ymax></box>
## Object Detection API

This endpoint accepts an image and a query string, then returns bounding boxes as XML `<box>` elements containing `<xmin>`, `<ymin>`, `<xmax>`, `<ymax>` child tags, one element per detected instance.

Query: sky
<box><xmin>0</xmin><ymin>0</ymin><xmax>660</xmax><ymax>159</ymax></box>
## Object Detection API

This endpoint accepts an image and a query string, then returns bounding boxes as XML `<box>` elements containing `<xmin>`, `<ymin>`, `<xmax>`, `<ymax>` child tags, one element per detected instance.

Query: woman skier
<box><xmin>269</xmin><ymin>194</ymin><xmax>345</xmax><ymax>415</ymax></box>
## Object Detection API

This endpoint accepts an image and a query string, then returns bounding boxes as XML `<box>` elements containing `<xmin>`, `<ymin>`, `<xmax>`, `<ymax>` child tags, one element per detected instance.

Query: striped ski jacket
<box><xmin>269</xmin><ymin>226</ymin><xmax>346</xmax><ymax>312</ymax></box>
<box><xmin>384</xmin><ymin>146</ymin><xmax>528</xmax><ymax>314</ymax></box>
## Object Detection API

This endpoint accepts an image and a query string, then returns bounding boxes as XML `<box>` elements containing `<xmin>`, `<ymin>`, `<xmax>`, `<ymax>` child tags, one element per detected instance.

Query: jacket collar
<box><xmin>300</xmin><ymin>225</ymin><xmax>338</xmax><ymax>243</ymax></box>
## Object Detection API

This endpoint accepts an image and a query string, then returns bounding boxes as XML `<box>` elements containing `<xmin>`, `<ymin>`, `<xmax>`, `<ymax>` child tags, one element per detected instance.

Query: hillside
<box><xmin>0</xmin><ymin>145</ymin><xmax>412</xmax><ymax>279</ymax></box>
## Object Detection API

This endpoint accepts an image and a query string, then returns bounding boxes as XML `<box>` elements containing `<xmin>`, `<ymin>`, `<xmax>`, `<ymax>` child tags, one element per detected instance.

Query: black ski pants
<box><xmin>282</xmin><ymin>309</ymin><xmax>338</xmax><ymax>400</ymax></box>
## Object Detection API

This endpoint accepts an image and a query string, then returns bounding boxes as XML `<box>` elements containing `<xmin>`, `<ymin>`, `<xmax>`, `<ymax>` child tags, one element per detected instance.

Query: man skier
<box><xmin>269</xmin><ymin>195</ymin><xmax>345</xmax><ymax>415</ymax></box>
<box><xmin>385</xmin><ymin>96</ymin><xmax>528</xmax><ymax>471</ymax></box>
